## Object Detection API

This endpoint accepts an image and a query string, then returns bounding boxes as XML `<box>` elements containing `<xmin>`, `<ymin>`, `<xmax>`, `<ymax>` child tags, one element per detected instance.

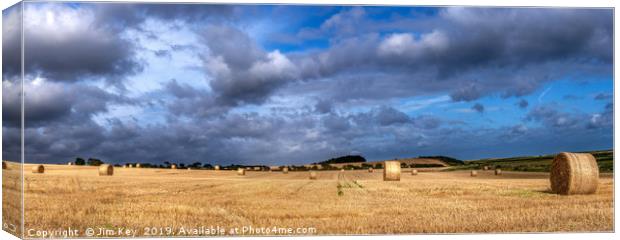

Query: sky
<box><xmin>1</xmin><ymin>3</ymin><xmax>614</xmax><ymax>165</ymax></box>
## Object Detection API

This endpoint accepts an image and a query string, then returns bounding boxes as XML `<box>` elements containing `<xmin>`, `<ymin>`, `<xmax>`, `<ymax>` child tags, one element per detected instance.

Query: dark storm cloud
<box><xmin>0</xmin><ymin>4</ymin><xmax>143</xmax><ymax>85</ymax></box>
<box><xmin>2</xmin><ymin>80</ymin><xmax>134</xmax><ymax>127</ymax></box>
<box><xmin>374</xmin><ymin>106</ymin><xmax>411</xmax><ymax>126</ymax></box>
<box><xmin>471</xmin><ymin>103</ymin><xmax>484</xmax><ymax>113</ymax></box>
<box><xmin>276</xmin><ymin>7</ymin><xmax>613</xmax><ymax>104</ymax></box>
<box><xmin>517</xmin><ymin>99</ymin><xmax>529</xmax><ymax>109</ymax></box>
<box><xmin>93</xmin><ymin>3</ymin><xmax>234</xmax><ymax>28</ymax></box>
<box><xmin>200</xmin><ymin>25</ymin><xmax>300</xmax><ymax>107</ymax></box>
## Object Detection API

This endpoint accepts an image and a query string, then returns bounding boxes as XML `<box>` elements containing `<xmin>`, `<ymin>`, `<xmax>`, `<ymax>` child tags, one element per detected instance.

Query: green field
<box><xmin>448</xmin><ymin>150</ymin><xmax>613</xmax><ymax>172</ymax></box>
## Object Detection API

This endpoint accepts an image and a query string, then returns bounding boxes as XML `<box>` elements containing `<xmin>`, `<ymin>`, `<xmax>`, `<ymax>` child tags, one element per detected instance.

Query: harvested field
<box><xmin>4</xmin><ymin>164</ymin><xmax>614</xmax><ymax>237</ymax></box>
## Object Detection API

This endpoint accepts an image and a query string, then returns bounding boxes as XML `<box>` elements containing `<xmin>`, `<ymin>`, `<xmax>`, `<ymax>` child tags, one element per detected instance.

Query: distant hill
<box><xmin>418</xmin><ymin>156</ymin><xmax>464</xmax><ymax>166</ymax></box>
<box><xmin>448</xmin><ymin>149</ymin><xmax>613</xmax><ymax>172</ymax></box>
<box><xmin>315</xmin><ymin>155</ymin><xmax>366</xmax><ymax>165</ymax></box>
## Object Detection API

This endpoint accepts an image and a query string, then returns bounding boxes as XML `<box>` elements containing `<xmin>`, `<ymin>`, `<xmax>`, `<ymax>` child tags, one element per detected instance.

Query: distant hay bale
<box><xmin>340</xmin><ymin>169</ymin><xmax>345</xmax><ymax>172</ymax></box>
<box><xmin>32</xmin><ymin>165</ymin><xmax>44</xmax><ymax>174</ymax></box>
<box><xmin>470</xmin><ymin>170</ymin><xmax>478</xmax><ymax>177</ymax></box>
<box><xmin>246</xmin><ymin>167</ymin><xmax>251</xmax><ymax>170</ymax></box>
<box><xmin>122</xmin><ymin>165</ymin><xmax>127</xmax><ymax>168</ymax></box>
<box><xmin>254</xmin><ymin>167</ymin><xmax>261</xmax><ymax>171</ymax></box>
<box><xmin>483</xmin><ymin>166</ymin><xmax>489</xmax><ymax>171</ymax></box>
<box><xmin>237</xmin><ymin>168</ymin><xmax>245</xmax><ymax>176</ymax></box>
<box><xmin>67</xmin><ymin>162</ymin><xmax>74</xmax><ymax>166</ymax></box>
<box><xmin>309</xmin><ymin>171</ymin><xmax>317</xmax><ymax>180</ymax></box>
<box><xmin>171</xmin><ymin>164</ymin><xmax>177</xmax><ymax>169</ymax></box>
<box><xmin>494</xmin><ymin>168</ymin><xmax>502</xmax><ymax>175</ymax></box>
<box><xmin>214</xmin><ymin>165</ymin><xmax>220</xmax><ymax>170</ymax></box>
<box><xmin>383</xmin><ymin>161</ymin><xmax>401</xmax><ymax>181</ymax></box>
<box><xmin>136</xmin><ymin>163</ymin><xmax>141</xmax><ymax>168</ymax></box>
<box><xmin>550</xmin><ymin>152</ymin><xmax>599</xmax><ymax>195</ymax></box>
<box><xmin>411</xmin><ymin>169</ymin><xmax>418</xmax><ymax>175</ymax></box>
<box><xmin>368</xmin><ymin>167</ymin><xmax>373</xmax><ymax>173</ymax></box>
<box><xmin>3</xmin><ymin>161</ymin><xmax>7</xmax><ymax>169</ymax></box>
<box><xmin>283</xmin><ymin>167</ymin><xmax>289</xmax><ymax>174</ymax></box>
<box><xmin>98</xmin><ymin>164</ymin><xmax>114</xmax><ymax>176</ymax></box>
<box><xmin>187</xmin><ymin>168</ymin><xmax>192</xmax><ymax>171</ymax></box>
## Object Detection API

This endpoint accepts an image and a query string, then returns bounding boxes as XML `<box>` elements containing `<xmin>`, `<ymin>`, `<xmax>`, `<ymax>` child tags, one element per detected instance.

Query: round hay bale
<box><xmin>32</xmin><ymin>165</ymin><xmax>45</xmax><ymax>174</ymax></box>
<box><xmin>67</xmin><ymin>162</ymin><xmax>74</xmax><ymax>166</ymax></box>
<box><xmin>483</xmin><ymin>166</ymin><xmax>489</xmax><ymax>171</ymax></box>
<box><xmin>214</xmin><ymin>165</ymin><xmax>220</xmax><ymax>170</ymax></box>
<box><xmin>122</xmin><ymin>165</ymin><xmax>127</xmax><ymax>168</ymax></box>
<box><xmin>254</xmin><ymin>166</ymin><xmax>261</xmax><ymax>171</ymax></box>
<box><xmin>494</xmin><ymin>168</ymin><xmax>502</xmax><ymax>175</ymax></box>
<box><xmin>98</xmin><ymin>164</ymin><xmax>114</xmax><ymax>176</ymax></box>
<box><xmin>340</xmin><ymin>169</ymin><xmax>345</xmax><ymax>172</ymax></box>
<box><xmin>136</xmin><ymin>163</ymin><xmax>141</xmax><ymax>168</ymax></box>
<box><xmin>411</xmin><ymin>169</ymin><xmax>418</xmax><ymax>175</ymax></box>
<box><xmin>187</xmin><ymin>168</ymin><xmax>192</xmax><ymax>171</ymax></box>
<box><xmin>368</xmin><ymin>167</ymin><xmax>373</xmax><ymax>173</ymax></box>
<box><xmin>550</xmin><ymin>152</ymin><xmax>599</xmax><ymax>195</ymax></box>
<box><xmin>246</xmin><ymin>167</ymin><xmax>251</xmax><ymax>170</ymax></box>
<box><xmin>171</xmin><ymin>164</ymin><xmax>177</xmax><ymax>169</ymax></box>
<box><xmin>383</xmin><ymin>161</ymin><xmax>401</xmax><ymax>181</ymax></box>
<box><xmin>470</xmin><ymin>170</ymin><xmax>478</xmax><ymax>177</ymax></box>
<box><xmin>3</xmin><ymin>161</ymin><xmax>7</xmax><ymax>169</ymax></box>
<box><xmin>282</xmin><ymin>167</ymin><xmax>289</xmax><ymax>174</ymax></box>
<box><xmin>309</xmin><ymin>171</ymin><xmax>317</xmax><ymax>180</ymax></box>
<box><xmin>237</xmin><ymin>168</ymin><xmax>245</xmax><ymax>176</ymax></box>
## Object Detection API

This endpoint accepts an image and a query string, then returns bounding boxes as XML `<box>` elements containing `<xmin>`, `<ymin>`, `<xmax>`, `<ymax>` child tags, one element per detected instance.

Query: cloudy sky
<box><xmin>2</xmin><ymin>3</ymin><xmax>613</xmax><ymax>165</ymax></box>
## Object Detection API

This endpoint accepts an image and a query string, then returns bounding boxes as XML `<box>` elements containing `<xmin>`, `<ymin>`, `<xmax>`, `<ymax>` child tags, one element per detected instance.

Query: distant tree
<box><xmin>361</xmin><ymin>163</ymin><xmax>372</xmax><ymax>169</ymax></box>
<box><xmin>163</xmin><ymin>161</ymin><xmax>170</xmax><ymax>167</ymax></box>
<box><xmin>75</xmin><ymin>157</ymin><xmax>86</xmax><ymax>165</ymax></box>
<box><xmin>401</xmin><ymin>163</ymin><xmax>408</xmax><ymax>168</ymax></box>
<box><xmin>374</xmin><ymin>163</ymin><xmax>383</xmax><ymax>169</ymax></box>
<box><xmin>87</xmin><ymin>158</ymin><xmax>103</xmax><ymax>166</ymax></box>
<box><xmin>202</xmin><ymin>163</ymin><xmax>213</xmax><ymax>169</ymax></box>
<box><xmin>179</xmin><ymin>163</ymin><xmax>186</xmax><ymax>168</ymax></box>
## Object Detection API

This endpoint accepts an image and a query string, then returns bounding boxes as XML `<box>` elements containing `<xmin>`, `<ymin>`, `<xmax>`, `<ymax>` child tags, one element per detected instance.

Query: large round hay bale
<box><xmin>368</xmin><ymin>167</ymin><xmax>373</xmax><ymax>173</ymax></box>
<box><xmin>309</xmin><ymin>171</ymin><xmax>317</xmax><ymax>180</ymax></box>
<box><xmin>214</xmin><ymin>165</ymin><xmax>220</xmax><ymax>170</ymax></box>
<box><xmin>550</xmin><ymin>152</ymin><xmax>599</xmax><ymax>195</ymax></box>
<box><xmin>67</xmin><ymin>162</ymin><xmax>74</xmax><ymax>166</ymax></box>
<box><xmin>411</xmin><ymin>169</ymin><xmax>418</xmax><ymax>175</ymax></box>
<box><xmin>282</xmin><ymin>167</ymin><xmax>289</xmax><ymax>174</ymax></box>
<box><xmin>99</xmin><ymin>164</ymin><xmax>114</xmax><ymax>176</ymax></box>
<box><xmin>483</xmin><ymin>166</ymin><xmax>489</xmax><ymax>171</ymax></box>
<box><xmin>470</xmin><ymin>170</ymin><xmax>477</xmax><ymax>177</ymax></box>
<box><xmin>237</xmin><ymin>168</ymin><xmax>245</xmax><ymax>176</ymax></box>
<box><xmin>136</xmin><ymin>163</ymin><xmax>141</xmax><ymax>168</ymax></box>
<box><xmin>494</xmin><ymin>168</ymin><xmax>502</xmax><ymax>175</ymax></box>
<box><xmin>383</xmin><ymin>161</ymin><xmax>401</xmax><ymax>181</ymax></box>
<box><xmin>32</xmin><ymin>165</ymin><xmax>44</xmax><ymax>174</ymax></box>
<box><xmin>171</xmin><ymin>164</ymin><xmax>177</xmax><ymax>169</ymax></box>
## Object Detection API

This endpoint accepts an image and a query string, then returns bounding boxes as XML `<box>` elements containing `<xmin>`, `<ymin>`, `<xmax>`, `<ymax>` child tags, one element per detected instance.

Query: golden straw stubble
<box><xmin>32</xmin><ymin>165</ymin><xmax>44</xmax><ymax>174</ymax></box>
<box><xmin>550</xmin><ymin>152</ymin><xmax>599</xmax><ymax>195</ymax></box>
<box><xmin>99</xmin><ymin>164</ymin><xmax>114</xmax><ymax>176</ymax></box>
<box><xmin>383</xmin><ymin>161</ymin><xmax>401</xmax><ymax>181</ymax></box>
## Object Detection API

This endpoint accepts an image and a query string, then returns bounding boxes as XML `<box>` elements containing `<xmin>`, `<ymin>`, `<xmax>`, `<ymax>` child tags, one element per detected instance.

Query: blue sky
<box><xmin>1</xmin><ymin>3</ymin><xmax>613</xmax><ymax>165</ymax></box>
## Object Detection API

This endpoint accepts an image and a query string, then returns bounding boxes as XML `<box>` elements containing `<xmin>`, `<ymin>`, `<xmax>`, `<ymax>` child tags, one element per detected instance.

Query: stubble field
<box><xmin>2</xmin><ymin>163</ymin><xmax>614</xmax><ymax>237</ymax></box>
